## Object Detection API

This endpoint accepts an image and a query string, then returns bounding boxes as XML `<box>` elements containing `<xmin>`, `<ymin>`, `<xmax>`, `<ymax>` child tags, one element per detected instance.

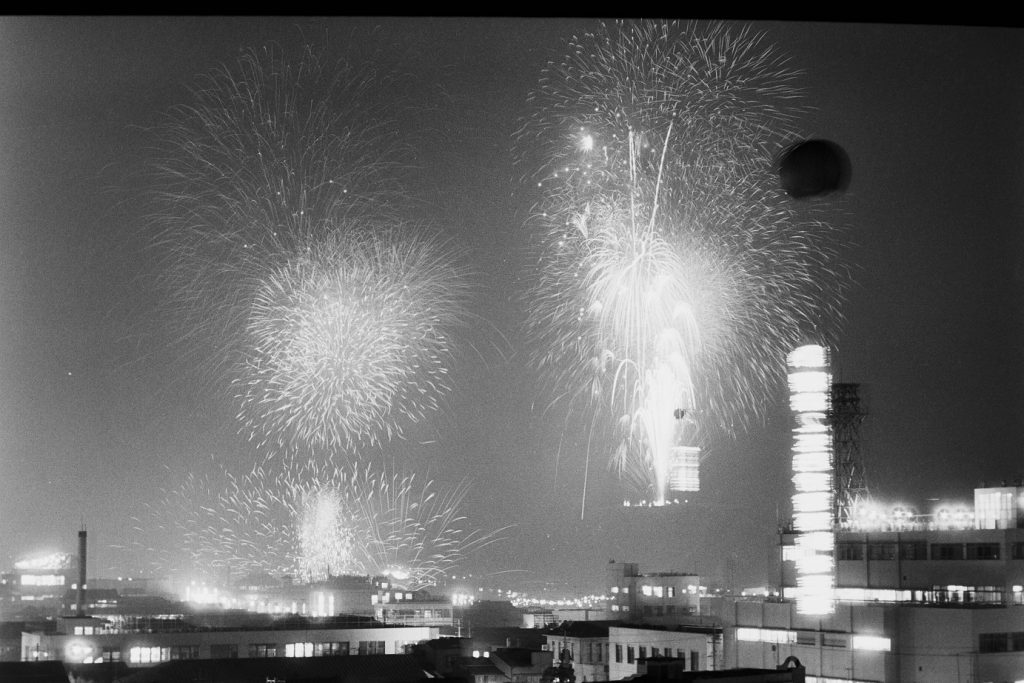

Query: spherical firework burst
<box><xmin>146</xmin><ymin>43</ymin><xmax>469</xmax><ymax>450</ymax></box>
<box><xmin>135</xmin><ymin>458</ymin><xmax>501</xmax><ymax>590</ymax></box>
<box><xmin>238</xmin><ymin>226</ymin><xmax>470</xmax><ymax>451</ymax></box>
<box><xmin>518</xmin><ymin>21</ymin><xmax>845</xmax><ymax>505</ymax></box>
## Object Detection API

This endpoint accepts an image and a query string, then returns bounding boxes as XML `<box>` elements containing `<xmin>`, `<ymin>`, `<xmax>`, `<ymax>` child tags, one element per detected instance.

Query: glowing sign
<box><xmin>788</xmin><ymin>344</ymin><xmax>834</xmax><ymax>615</ymax></box>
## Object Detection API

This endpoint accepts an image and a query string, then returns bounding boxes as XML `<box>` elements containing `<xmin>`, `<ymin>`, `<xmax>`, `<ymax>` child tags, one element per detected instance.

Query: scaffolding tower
<box><xmin>829</xmin><ymin>383</ymin><xmax>868</xmax><ymax>528</ymax></box>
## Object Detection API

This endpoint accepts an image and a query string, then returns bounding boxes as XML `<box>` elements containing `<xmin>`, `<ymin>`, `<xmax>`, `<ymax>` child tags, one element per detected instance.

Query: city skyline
<box><xmin>1</xmin><ymin>18</ymin><xmax>1021</xmax><ymax>594</ymax></box>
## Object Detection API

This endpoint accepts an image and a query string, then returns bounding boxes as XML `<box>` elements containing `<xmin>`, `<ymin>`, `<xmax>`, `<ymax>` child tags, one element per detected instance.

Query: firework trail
<box><xmin>517</xmin><ymin>21</ymin><xmax>845</xmax><ymax>506</ymax></box>
<box><xmin>135</xmin><ymin>458</ymin><xmax>502</xmax><ymax>590</ymax></box>
<box><xmin>147</xmin><ymin>43</ymin><xmax>469</xmax><ymax>450</ymax></box>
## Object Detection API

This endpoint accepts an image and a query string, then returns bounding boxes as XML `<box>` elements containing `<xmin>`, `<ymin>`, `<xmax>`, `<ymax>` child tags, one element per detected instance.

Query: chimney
<box><xmin>77</xmin><ymin>527</ymin><xmax>87</xmax><ymax>617</ymax></box>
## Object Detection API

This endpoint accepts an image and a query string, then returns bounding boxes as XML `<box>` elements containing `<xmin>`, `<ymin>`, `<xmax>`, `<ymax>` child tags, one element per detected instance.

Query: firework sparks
<box><xmin>147</xmin><ymin>43</ymin><xmax>469</xmax><ymax>450</ymax></box>
<box><xmin>518</xmin><ymin>21</ymin><xmax>845</xmax><ymax>506</ymax></box>
<box><xmin>134</xmin><ymin>458</ymin><xmax>502</xmax><ymax>590</ymax></box>
<box><xmin>239</xmin><ymin>226</ymin><xmax>470</xmax><ymax>451</ymax></box>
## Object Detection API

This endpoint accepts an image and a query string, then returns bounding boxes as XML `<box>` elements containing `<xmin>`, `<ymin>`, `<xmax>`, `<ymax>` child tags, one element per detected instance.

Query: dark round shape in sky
<box><xmin>778</xmin><ymin>139</ymin><xmax>851</xmax><ymax>198</ymax></box>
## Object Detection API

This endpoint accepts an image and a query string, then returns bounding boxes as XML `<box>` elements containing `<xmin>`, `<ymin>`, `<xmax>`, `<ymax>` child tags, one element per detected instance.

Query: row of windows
<box><xmin>613</xmin><ymin>644</ymin><xmax>699</xmax><ymax>669</ymax></box>
<box><xmin>250</xmin><ymin>641</ymin><xmax>375</xmax><ymax>657</ymax></box>
<box><xmin>837</xmin><ymin>541</ymin><xmax>1024</xmax><ymax>561</ymax></box>
<box><xmin>612</xmin><ymin>585</ymin><xmax>681</xmax><ymax>598</ymax></box>
<box><xmin>114</xmin><ymin>640</ymin><xmax>386</xmax><ymax>663</ymax></box>
<box><xmin>979</xmin><ymin>632</ymin><xmax>1024</xmax><ymax>653</ymax></box>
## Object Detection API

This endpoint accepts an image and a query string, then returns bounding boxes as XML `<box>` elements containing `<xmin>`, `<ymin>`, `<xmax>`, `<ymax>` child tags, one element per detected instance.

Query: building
<box><xmin>544</xmin><ymin>621</ymin><xmax>613</xmax><ymax>681</ymax></box>
<box><xmin>0</xmin><ymin>552</ymin><xmax>76</xmax><ymax>618</ymax></box>
<box><xmin>21</xmin><ymin>613</ymin><xmax>438</xmax><ymax>667</ymax></box>
<box><xmin>490</xmin><ymin>647</ymin><xmax>555</xmax><ymax>683</ymax></box>
<box><xmin>607</xmin><ymin>561</ymin><xmax>701</xmax><ymax>622</ymax></box>
<box><xmin>608</xmin><ymin>624</ymin><xmax>723</xmax><ymax>681</ymax></box>
<box><xmin>730</xmin><ymin>483</ymin><xmax>1024</xmax><ymax>682</ymax></box>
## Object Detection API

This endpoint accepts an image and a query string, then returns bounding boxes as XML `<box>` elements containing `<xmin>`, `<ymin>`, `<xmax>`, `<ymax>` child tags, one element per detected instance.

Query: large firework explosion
<box><xmin>238</xmin><ymin>226</ymin><xmax>470</xmax><ymax>451</ymax></box>
<box><xmin>133</xmin><ymin>458</ymin><xmax>501</xmax><ymax>590</ymax></box>
<box><xmin>147</xmin><ymin>43</ymin><xmax>470</xmax><ymax>450</ymax></box>
<box><xmin>518</xmin><ymin>21</ymin><xmax>845</xmax><ymax>505</ymax></box>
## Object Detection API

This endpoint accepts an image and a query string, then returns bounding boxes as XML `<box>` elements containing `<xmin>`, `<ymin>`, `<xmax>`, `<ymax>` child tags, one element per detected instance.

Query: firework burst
<box><xmin>135</xmin><ymin>458</ymin><xmax>502</xmax><ymax>589</ymax></box>
<box><xmin>147</xmin><ymin>43</ymin><xmax>469</xmax><ymax>450</ymax></box>
<box><xmin>518</xmin><ymin>21</ymin><xmax>845</xmax><ymax>505</ymax></box>
<box><xmin>239</xmin><ymin>226</ymin><xmax>470</xmax><ymax>451</ymax></box>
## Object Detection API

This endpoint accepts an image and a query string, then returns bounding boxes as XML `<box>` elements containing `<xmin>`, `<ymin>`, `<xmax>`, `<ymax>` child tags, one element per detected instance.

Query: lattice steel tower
<box><xmin>829</xmin><ymin>383</ymin><xmax>868</xmax><ymax>527</ymax></box>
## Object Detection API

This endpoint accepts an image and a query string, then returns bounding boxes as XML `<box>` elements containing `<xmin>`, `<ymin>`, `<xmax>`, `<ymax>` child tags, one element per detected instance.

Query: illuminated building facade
<box><xmin>787</xmin><ymin>344</ymin><xmax>836</xmax><ymax>616</ymax></box>
<box><xmin>605</xmin><ymin>562</ymin><xmax>701</xmax><ymax>622</ymax></box>
<box><xmin>729</xmin><ymin>482</ymin><xmax>1024</xmax><ymax>681</ymax></box>
<box><xmin>21</xmin><ymin>614</ymin><xmax>437</xmax><ymax>666</ymax></box>
<box><xmin>0</xmin><ymin>553</ymin><xmax>76</xmax><ymax>618</ymax></box>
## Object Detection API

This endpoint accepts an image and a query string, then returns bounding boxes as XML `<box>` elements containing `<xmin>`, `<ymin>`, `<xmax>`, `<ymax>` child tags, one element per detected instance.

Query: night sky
<box><xmin>1</xmin><ymin>18</ymin><xmax>1021</xmax><ymax>594</ymax></box>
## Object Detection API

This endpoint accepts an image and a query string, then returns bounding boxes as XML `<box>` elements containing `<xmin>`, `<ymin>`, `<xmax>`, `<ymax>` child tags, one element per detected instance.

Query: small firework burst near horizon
<box><xmin>145</xmin><ymin>42</ymin><xmax>471</xmax><ymax>452</ymax></box>
<box><xmin>131</xmin><ymin>458</ymin><xmax>505</xmax><ymax>590</ymax></box>
<box><xmin>517</xmin><ymin>20</ymin><xmax>846</xmax><ymax>506</ymax></box>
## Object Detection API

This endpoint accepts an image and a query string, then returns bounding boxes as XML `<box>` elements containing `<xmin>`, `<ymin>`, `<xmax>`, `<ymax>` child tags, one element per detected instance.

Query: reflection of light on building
<box><xmin>787</xmin><ymin>344</ymin><xmax>835</xmax><ymax>615</ymax></box>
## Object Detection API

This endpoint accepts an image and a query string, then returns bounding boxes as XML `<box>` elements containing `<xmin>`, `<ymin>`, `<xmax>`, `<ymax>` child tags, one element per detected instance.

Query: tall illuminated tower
<box><xmin>787</xmin><ymin>344</ymin><xmax>835</xmax><ymax>615</ymax></box>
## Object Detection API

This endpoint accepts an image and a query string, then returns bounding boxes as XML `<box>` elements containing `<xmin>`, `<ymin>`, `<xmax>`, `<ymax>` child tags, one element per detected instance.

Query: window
<box><xmin>667</xmin><ymin>586</ymin><xmax>675</xmax><ymax>598</ymax></box>
<box><xmin>676</xmin><ymin>650</ymin><xmax>685</xmax><ymax>666</ymax></box>
<box><xmin>979</xmin><ymin>633</ymin><xmax>1009</xmax><ymax>653</ymax></box>
<box><xmin>639</xmin><ymin>646</ymin><xmax>647</xmax><ymax>659</ymax></box>
<box><xmin>168</xmin><ymin>647</ymin><xmax>196</xmax><ymax>663</ymax></box>
<box><xmin>690</xmin><ymin>651</ymin><xmax>699</xmax><ymax>670</ymax></box>
<box><xmin>1013</xmin><ymin>543</ymin><xmax>1024</xmax><ymax>559</ymax></box>
<box><xmin>128</xmin><ymin>646</ymin><xmax>168</xmax><ymax>664</ymax></box>
<box><xmin>822</xmin><ymin>634</ymin><xmax>848</xmax><ymax>648</ymax></box>
<box><xmin>208</xmin><ymin>644</ymin><xmax>235</xmax><ymax>659</ymax></box>
<box><xmin>358</xmin><ymin>640</ymin><xmax>385</xmax><ymax>655</ymax></box>
<box><xmin>249</xmin><ymin>644</ymin><xmax>278</xmax><ymax>658</ymax></box>
<box><xmin>641</xmin><ymin>585</ymin><xmax>653</xmax><ymax>596</ymax></box>
<box><xmin>627</xmin><ymin>646</ymin><xmax>635</xmax><ymax>663</ymax></box>
<box><xmin>931</xmin><ymin>543</ymin><xmax>964</xmax><ymax>560</ymax></box>
<box><xmin>285</xmin><ymin>642</ymin><xmax>313</xmax><ymax>658</ymax></box>
<box><xmin>868</xmin><ymin>543</ymin><xmax>896</xmax><ymax>560</ymax></box>
<box><xmin>837</xmin><ymin>542</ymin><xmax>864</xmax><ymax>561</ymax></box>
<box><xmin>652</xmin><ymin>647</ymin><xmax>660</xmax><ymax>657</ymax></box>
<box><xmin>653</xmin><ymin>586</ymin><xmax>664</xmax><ymax>598</ymax></box>
<box><xmin>966</xmin><ymin>543</ymin><xmax>1000</xmax><ymax>560</ymax></box>
<box><xmin>615</xmin><ymin>644</ymin><xmax>622</xmax><ymax>663</ymax></box>
<box><xmin>796</xmin><ymin>632</ymin><xmax>817</xmax><ymax>646</ymax></box>
<box><xmin>900</xmin><ymin>541</ymin><xmax>927</xmax><ymax>560</ymax></box>
<box><xmin>1012</xmin><ymin>632</ymin><xmax>1024</xmax><ymax>651</ymax></box>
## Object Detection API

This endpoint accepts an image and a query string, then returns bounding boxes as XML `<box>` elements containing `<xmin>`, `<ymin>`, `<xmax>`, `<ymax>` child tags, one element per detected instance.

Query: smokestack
<box><xmin>77</xmin><ymin>527</ymin><xmax>87</xmax><ymax>617</ymax></box>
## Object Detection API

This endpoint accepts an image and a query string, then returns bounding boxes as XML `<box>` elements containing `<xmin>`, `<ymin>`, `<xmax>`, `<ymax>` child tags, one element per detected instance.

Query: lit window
<box><xmin>852</xmin><ymin>635</ymin><xmax>891</xmax><ymax>652</ymax></box>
